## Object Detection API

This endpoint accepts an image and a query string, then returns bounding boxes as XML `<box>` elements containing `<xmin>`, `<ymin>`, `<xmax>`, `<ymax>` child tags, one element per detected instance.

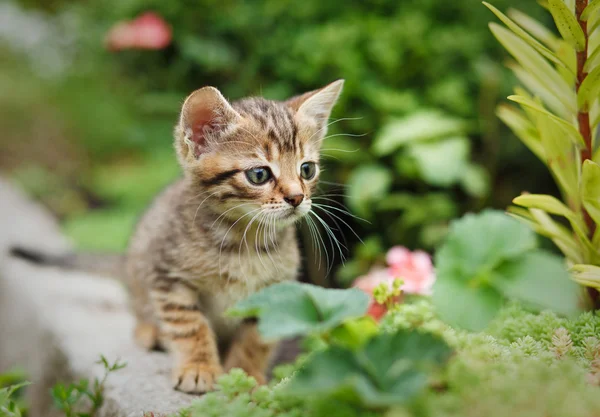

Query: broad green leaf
<box><xmin>459</xmin><ymin>163</ymin><xmax>490</xmax><ymax>198</ymax></box>
<box><xmin>329</xmin><ymin>316</ymin><xmax>379</xmax><ymax>350</ymax></box>
<box><xmin>508</xmin><ymin>95</ymin><xmax>585</xmax><ymax>147</ymax></box>
<box><xmin>581</xmin><ymin>0</ymin><xmax>600</xmax><ymax>20</ymax></box>
<box><xmin>435</xmin><ymin>210</ymin><xmax>537</xmax><ymax>278</ymax></box>
<box><xmin>491</xmin><ymin>251</ymin><xmax>580</xmax><ymax>317</ymax></box>
<box><xmin>433</xmin><ymin>276</ymin><xmax>503</xmax><ymax>331</ymax></box>
<box><xmin>484</xmin><ymin>2</ymin><xmax>566</xmax><ymax>68</ymax></box>
<box><xmin>490</xmin><ymin>23</ymin><xmax>574</xmax><ymax>110</ymax></box>
<box><xmin>345</xmin><ymin>164</ymin><xmax>393</xmax><ymax>218</ymax></box>
<box><xmin>496</xmin><ymin>104</ymin><xmax>545</xmax><ymax>162</ymax></box>
<box><xmin>407</xmin><ymin>136</ymin><xmax>470</xmax><ymax>187</ymax></box>
<box><xmin>581</xmin><ymin>159</ymin><xmax>600</xmax><ymax>224</ymax></box>
<box><xmin>372</xmin><ymin>111</ymin><xmax>466</xmax><ymax>155</ymax></box>
<box><xmin>227</xmin><ymin>282</ymin><xmax>370</xmax><ymax>341</ymax></box>
<box><xmin>547</xmin><ymin>0</ymin><xmax>586</xmax><ymax>51</ymax></box>
<box><xmin>570</xmin><ymin>264</ymin><xmax>600</xmax><ymax>289</ymax></box>
<box><xmin>577</xmin><ymin>65</ymin><xmax>600</xmax><ymax>111</ymax></box>
<box><xmin>507</xmin><ymin>62</ymin><xmax>574</xmax><ymax>118</ymax></box>
<box><xmin>286</xmin><ymin>330</ymin><xmax>452</xmax><ymax>406</ymax></box>
<box><xmin>508</xmin><ymin>8</ymin><xmax>560</xmax><ymax>50</ymax></box>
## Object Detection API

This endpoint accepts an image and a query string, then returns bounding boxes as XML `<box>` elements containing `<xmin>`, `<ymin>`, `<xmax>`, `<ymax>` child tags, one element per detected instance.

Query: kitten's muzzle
<box><xmin>284</xmin><ymin>194</ymin><xmax>304</xmax><ymax>208</ymax></box>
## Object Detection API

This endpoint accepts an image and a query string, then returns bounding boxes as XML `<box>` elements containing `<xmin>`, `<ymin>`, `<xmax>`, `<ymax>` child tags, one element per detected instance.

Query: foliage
<box><xmin>433</xmin><ymin>209</ymin><xmax>581</xmax><ymax>331</ymax></box>
<box><xmin>2</xmin><ymin>0</ymin><xmax>552</xmax><ymax>275</ymax></box>
<box><xmin>485</xmin><ymin>1</ymin><xmax>600</xmax><ymax>301</ymax></box>
<box><xmin>181</xmin><ymin>301</ymin><xmax>600</xmax><ymax>417</ymax></box>
<box><xmin>51</xmin><ymin>355</ymin><xmax>126</xmax><ymax>417</ymax></box>
<box><xmin>0</xmin><ymin>369</ymin><xmax>29</xmax><ymax>417</ymax></box>
<box><xmin>227</xmin><ymin>281</ymin><xmax>370</xmax><ymax>341</ymax></box>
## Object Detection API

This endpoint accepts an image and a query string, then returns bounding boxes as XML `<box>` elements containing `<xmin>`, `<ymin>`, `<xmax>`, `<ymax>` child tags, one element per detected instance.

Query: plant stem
<box><xmin>576</xmin><ymin>0</ymin><xmax>600</xmax><ymax>309</ymax></box>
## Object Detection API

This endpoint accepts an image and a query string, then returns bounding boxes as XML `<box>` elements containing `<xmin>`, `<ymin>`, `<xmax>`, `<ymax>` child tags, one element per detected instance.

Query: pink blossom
<box><xmin>352</xmin><ymin>269</ymin><xmax>396</xmax><ymax>320</ymax></box>
<box><xmin>352</xmin><ymin>246</ymin><xmax>436</xmax><ymax>320</ymax></box>
<box><xmin>386</xmin><ymin>246</ymin><xmax>436</xmax><ymax>295</ymax></box>
<box><xmin>105</xmin><ymin>12</ymin><xmax>172</xmax><ymax>51</ymax></box>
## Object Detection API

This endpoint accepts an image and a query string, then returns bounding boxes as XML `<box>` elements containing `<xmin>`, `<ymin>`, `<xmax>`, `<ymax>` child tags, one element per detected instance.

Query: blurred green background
<box><xmin>0</xmin><ymin>0</ymin><xmax>559</xmax><ymax>285</ymax></box>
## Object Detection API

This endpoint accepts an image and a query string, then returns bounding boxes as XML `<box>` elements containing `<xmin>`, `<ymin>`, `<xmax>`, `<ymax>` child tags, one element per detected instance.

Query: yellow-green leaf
<box><xmin>508</xmin><ymin>62</ymin><xmax>573</xmax><ymax>117</ymax></box>
<box><xmin>547</xmin><ymin>0</ymin><xmax>586</xmax><ymax>51</ymax></box>
<box><xmin>513</xmin><ymin>193</ymin><xmax>588</xmax><ymax>236</ymax></box>
<box><xmin>484</xmin><ymin>2</ymin><xmax>566</xmax><ymax>67</ymax></box>
<box><xmin>584</xmin><ymin>44</ymin><xmax>600</xmax><ymax>72</ymax></box>
<box><xmin>490</xmin><ymin>23</ymin><xmax>574</xmax><ymax>109</ymax></box>
<box><xmin>508</xmin><ymin>95</ymin><xmax>584</xmax><ymax>147</ymax></box>
<box><xmin>577</xmin><ymin>65</ymin><xmax>600</xmax><ymax>111</ymax></box>
<box><xmin>570</xmin><ymin>264</ymin><xmax>600</xmax><ymax>289</ymax></box>
<box><xmin>508</xmin><ymin>8</ymin><xmax>560</xmax><ymax>50</ymax></box>
<box><xmin>496</xmin><ymin>104</ymin><xmax>545</xmax><ymax>162</ymax></box>
<box><xmin>529</xmin><ymin>208</ymin><xmax>584</xmax><ymax>263</ymax></box>
<box><xmin>581</xmin><ymin>0</ymin><xmax>600</xmax><ymax>20</ymax></box>
<box><xmin>581</xmin><ymin>159</ymin><xmax>600</xmax><ymax>225</ymax></box>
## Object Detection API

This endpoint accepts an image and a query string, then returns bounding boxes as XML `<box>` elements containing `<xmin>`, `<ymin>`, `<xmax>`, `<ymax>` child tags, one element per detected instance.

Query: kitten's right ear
<box><xmin>177</xmin><ymin>87</ymin><xmax>240</xmax><ymax>160</ymax></box>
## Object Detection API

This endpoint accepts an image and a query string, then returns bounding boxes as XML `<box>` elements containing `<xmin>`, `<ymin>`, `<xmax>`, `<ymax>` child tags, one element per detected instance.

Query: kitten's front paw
<box><xmin>172</xmin><ymin>363</ymin><xmax>223</xmax><ymax>394</ymax></box>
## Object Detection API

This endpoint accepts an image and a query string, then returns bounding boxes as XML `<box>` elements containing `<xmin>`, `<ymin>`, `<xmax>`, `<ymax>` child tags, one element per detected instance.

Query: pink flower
<box><xmin>352</xmin><ymin>246</ymin><xmax>436</xmax><ymax>320</ymax></box>
<box><xmin>352</xmin><ymin>269</ymin><xmax>396</xmax><ymax>320</ymax></box>
<box><xmin>105</xmin><ymin>12</ymin><xmax>172</xmax><ymax>51</ymax></box>
<box><xmin>386</xmin><ymin>246</ymin><xmax>435</xmax><ymax>295</ymax></box>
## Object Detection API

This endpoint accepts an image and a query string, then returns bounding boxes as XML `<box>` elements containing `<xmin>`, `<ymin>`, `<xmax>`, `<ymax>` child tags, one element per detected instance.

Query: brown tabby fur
<box><xmin>12</xmin><ymin>80</ymin><xmax>344</xmax><ymax>393</ymax></box>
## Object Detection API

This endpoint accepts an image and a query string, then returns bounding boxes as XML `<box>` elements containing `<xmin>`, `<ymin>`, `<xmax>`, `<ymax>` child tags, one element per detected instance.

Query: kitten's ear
<box><xmin>177</xmin><ymin>87</ymin><xmax>240</xmax><ymax>159</ymax></box>
<box><xmin>287</xmin><ymin>79</ymin><xmax>344</xmax><ymax>129</ymax></box>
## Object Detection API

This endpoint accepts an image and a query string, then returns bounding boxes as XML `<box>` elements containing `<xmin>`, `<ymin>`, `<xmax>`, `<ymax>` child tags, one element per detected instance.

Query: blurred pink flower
<box><xmin>352</xmin><ymin>246</ymin><xmax>436</xmax><ymax>320</ymax></box>
<box><xmin>386</xmin><ymin>246</ymin><xmax>436</xmax><ymax>295</ymax></box>
<box><xmin>352</xmin><ymin>269</ymin><xmax>394</xmax><ymax>320</ymax></box>
<box><xmin>105</xmin><ymin>12</ymin><xmax>172</xmax><ymax>51</ymax></box>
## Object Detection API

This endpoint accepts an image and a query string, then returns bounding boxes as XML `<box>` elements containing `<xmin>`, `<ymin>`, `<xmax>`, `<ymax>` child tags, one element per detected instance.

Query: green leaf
<box><xmin>433</xmin><ymin>210</ymin><xmax>542</xmax><ymax>331</ymax></box>
<box><xmin>508</xmin><ymin>95</ymin><xmax>584</xmax><ymax>147</ymax></box>
<box><xmin>459</xmin><ymin>163</ymin><xmax>490</xmax><ymax>198</ymax></box>
<box><xmin>583</xmin><ymin>44</ymin><xmax>600</xmax><ymax>72</ymax></box>
<box><xmin>513</xmin><ymin>194</ymin><xmax>588</xmax><ymax>236</ymax></box>
<box><xmin>433</xmin><ymin>277</ymin><xmax>504</xmax><ymax>331</ymax></box>
<box><xmin>286</xmin><ymin>330</ymin><xmax>452</xmax><ymax>407</ymax></box>
<box><xmin>329</xmin><ymin>316</ymin><xmax>379</xmax><ymax>350</ymax></box>
<box><xmin>496</xmin><ymin>104</ymin><xmax>546</xmax><ymax>162</ymax></box>
<box><xmin>435</xmin><ymin>210</ymin><xmax>537</xmax><ymax>278</ymax></box>
<box><xmin>528</xmin><ymin>208</ymin><xmax>584</xmax><ymax>264</ymax></box>
<box><xmin>577</xmin><ymin>65</ymin><xmax>600</xmax><ymax>111</ymax></box>
<box><xmin>490</xmin><ymin>24</ymin><xmax>574</xmax><ymax>110</ymax></box>
<box><xmin>491</xmin><ymin>251</ymin><xmax>580</xmax><ymax>317</ymax></box>
<box><xmin>372</xmin><ymin>111</ymin><xmax>466</xmax><ymax>156</ymax></box>
<box><xmin>484</xmin><ymin>2</ymin><xmax>567</xmax><ymax>68</ymax></box>
<box><xmin>227</xmin><ymin>282</ymin><xmax>370</xmax><ymax>341</ymax></box>
<box><xmin>547</xmin><ymin>0</ymin><xmax>586</xmax><ymax>51</ymax></box>
<box><xmin>346</xmin><ymin>164</ymin><xmax>393</xmax><ymax>218</ymax></box>
<box><xmin>581</xmin><ymin>0</ymin><xmax>600</xmax><ymax>20</ymax></box>
<box><xmin>570</xmin><ymin>264</ymin><xmax>600</xmax><ymax>289</ymax></box>
<box><xmin>407</xmin><ymin>136</ymin><xmax>470</xmax><ymax>187</ymax></box>
<box><xmin>581</xmin><ymin>159</ymin><xmax>600</xmax><ymax>225</ymax></box>
<box><xmin>508</xmin><ymin>8</ymin><xmax>560</xmax><ymax>50</ymax></box>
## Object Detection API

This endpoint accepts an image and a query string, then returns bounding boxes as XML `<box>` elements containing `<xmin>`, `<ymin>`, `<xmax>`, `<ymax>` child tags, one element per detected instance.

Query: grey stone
<box><xmin>0</xmin><ymin>179</ymin><xmax>195</xmax><ymax>417</ymax></box>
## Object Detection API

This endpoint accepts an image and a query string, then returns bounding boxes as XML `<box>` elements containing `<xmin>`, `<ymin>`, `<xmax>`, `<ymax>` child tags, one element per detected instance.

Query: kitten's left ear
<box><xmin>287</xmin><ymin>79</ymin><xmax>344</xmax><ymax>130</ymax></box>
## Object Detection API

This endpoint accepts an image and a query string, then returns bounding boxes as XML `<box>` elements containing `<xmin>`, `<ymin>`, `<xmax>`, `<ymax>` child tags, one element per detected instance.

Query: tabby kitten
<box><xmin>13</xmin><ymin>80</ymin><xmax>344</xmax><ymax>393</ymax></box>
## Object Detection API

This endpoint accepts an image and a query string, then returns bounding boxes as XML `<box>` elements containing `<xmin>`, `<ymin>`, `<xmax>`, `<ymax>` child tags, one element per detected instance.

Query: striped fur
<box><xmin>123</xmin><ymin>80</ymin><xmax>344</xmax><ymax>393</ymax></box>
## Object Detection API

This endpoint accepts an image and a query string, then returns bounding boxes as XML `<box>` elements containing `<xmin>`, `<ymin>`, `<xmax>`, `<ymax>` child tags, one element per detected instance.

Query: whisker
<box><xmin>312</xmin><ymin>204</ymin><xmax>365</xmax><ymax>244</ymax></box>
<box><xmin>219</xmin><ymin>208</ymin><xmax>261</xmax><ymax>279</ymax></box>
<box><xmin>312</xmin><ymin>202</ymin><xmax>370</xmax><ymax>224</ymax></box>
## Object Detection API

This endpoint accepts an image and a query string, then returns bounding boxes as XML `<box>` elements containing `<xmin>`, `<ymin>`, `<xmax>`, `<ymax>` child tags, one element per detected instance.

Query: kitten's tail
<box><xmin>9</xmin><ymin>246</ymin><xmax>125</xmax><ymax>279</ymax></box>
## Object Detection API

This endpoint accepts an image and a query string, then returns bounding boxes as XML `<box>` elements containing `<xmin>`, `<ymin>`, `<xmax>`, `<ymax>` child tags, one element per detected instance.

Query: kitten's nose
<box><xmin>284</xmin><ymin>194</ymin><xmax>304</xmax><ymax>208</ymax></box>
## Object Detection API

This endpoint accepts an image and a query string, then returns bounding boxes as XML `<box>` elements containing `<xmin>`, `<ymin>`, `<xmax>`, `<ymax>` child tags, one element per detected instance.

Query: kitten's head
<box><xmin>174</xmin><ymin>80</ymin><xmax>344</xmax><ymax>226</ymax></box>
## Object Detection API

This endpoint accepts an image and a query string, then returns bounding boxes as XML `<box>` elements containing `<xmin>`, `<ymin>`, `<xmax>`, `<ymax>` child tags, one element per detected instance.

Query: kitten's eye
<box><xmin>300</xmin><ymin>162</ymin><xmax>317</xmax><ymax>180</ymax></box>
<box><xmin>245</xmin><ymin>167</ymin><xmax>272</xmax><ymax>185</ymax></box>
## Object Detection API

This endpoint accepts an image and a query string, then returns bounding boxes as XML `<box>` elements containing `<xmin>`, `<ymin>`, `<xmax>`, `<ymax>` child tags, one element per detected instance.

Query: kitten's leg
<box><xmin>224</xmin><ymin>320</ymin><xmax>275</xmax><ymax>385</ymax></box>
<box><xmin>151</xmin><ymin>280</ymin><xmax>222</xmax><ymax>393</ymax></box>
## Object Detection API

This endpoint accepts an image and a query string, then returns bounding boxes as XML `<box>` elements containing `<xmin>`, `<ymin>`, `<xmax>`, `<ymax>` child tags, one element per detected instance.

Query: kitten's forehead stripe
<box><xmin>233</xmin><ymin>98</ymin><xmax>299</xmax><ymax>156</ymax></box>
